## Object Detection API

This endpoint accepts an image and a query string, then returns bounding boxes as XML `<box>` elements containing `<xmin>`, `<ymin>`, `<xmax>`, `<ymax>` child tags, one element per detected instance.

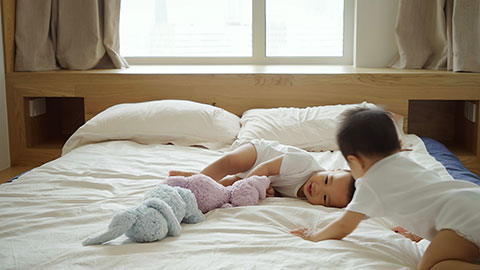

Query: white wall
<box><xmin>354</xmin><ymin>0</ymin><xmax>399</xmax><ymax>68</ymax></box>
<box><xmin>0</xmin><ymin>9</ymin><xmax>10</xmax><ymax>170</ymax></box>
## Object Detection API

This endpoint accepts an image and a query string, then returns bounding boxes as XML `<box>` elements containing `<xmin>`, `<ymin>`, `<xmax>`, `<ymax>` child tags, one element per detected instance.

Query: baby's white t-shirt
<box><xmin>236</xmin><ymin>139</ymin><xmax>324</xmax><ymax>198</ymax></box>
<box><xmin>346</xmin><ymin>152</ymin><xmax>480</xmax><ymax>246</ymax></box>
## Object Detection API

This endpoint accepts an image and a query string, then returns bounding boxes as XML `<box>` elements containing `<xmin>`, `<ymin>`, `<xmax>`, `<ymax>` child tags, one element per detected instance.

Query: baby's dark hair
<box><xmin>336</xmin><ymin>107</ymin><xmax>401</xmax><ymax>159</ymax></box>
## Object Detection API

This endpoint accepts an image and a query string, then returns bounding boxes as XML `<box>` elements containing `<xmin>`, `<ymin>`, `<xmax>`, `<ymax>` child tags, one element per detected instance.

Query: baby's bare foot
<box><xmin>168</xmin><ymin>170</ymin><xmax>197</xmax><ymax>177</ymax></box>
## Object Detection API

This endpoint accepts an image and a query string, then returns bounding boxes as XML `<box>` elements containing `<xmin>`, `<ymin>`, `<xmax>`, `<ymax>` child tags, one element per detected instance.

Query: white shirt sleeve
<box><xmin>279</xmin><ymin>151</ymin><xmax>322</xmax><ymax>177</ymax></box>
<box><xmin>346</xmin><ymin>179</ymin><xmax>384</xmax><ymax>217</ymax></box>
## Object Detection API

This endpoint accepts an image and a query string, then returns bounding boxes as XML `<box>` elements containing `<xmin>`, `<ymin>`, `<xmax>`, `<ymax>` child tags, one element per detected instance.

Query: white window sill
<box><xmin>15</xmin><ymin>65</ymin><xmax>458</xmax><ymax>76</ymax></box>
<box><xmin>44</xmin><ymin>65</ymin><xmax>453</xmax><ymax>75</ymax></box>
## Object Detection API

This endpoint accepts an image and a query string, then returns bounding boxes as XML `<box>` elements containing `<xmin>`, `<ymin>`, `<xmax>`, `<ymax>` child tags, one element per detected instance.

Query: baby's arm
<box><xmin>243</xmin><ymin>156</ymin><xmax>282</xmax><ymax>196</ymax></box>
<box><xmin>246</xmin><ymin>155</ymin><xmax>283</xmax><ymax>178</ymax></box>
<box><xmin>290</xmin><ymin>211</ymin><xmax>365</xmax><ymax>242</ymax></box>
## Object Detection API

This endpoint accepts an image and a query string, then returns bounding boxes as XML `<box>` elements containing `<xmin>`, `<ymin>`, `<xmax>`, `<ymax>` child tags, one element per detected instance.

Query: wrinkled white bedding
<box><xmin>0</xmin><ymin>135</ymin><xmax>448</xmax><ymax>270</ymax></box>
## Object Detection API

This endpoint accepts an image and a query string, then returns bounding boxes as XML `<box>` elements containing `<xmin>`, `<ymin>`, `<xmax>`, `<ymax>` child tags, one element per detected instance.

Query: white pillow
<box><xmin>62</xmin><ymin>100</ymin><xmax>240</xmax><ymax>155</ymax></box>
<box><xmin>234</xmin><ymin>102</ymin><xmax>405</xmax><ymax>152</ymax></box>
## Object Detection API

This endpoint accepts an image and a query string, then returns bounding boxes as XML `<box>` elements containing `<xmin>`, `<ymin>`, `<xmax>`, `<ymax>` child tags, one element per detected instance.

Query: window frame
<box><xmin>123</xmin><ymin>0</ymin><xmax>354</xmax><ymax>65</ymax></box>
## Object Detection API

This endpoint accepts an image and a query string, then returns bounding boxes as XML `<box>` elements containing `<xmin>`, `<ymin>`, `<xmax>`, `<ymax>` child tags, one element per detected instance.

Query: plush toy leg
<box><xmin>82</xmin><ymin>209</ymin><xmax>137</xmax><ymax>246</ymax></box>
<box><xmin>144</xmin><ymin>199</ymin><xmax>182</xmax><ymax>236</ymax></box>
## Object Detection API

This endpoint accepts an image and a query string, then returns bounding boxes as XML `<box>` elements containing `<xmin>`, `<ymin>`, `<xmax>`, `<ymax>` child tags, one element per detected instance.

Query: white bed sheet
<box><xmin>0</xmin><ymin>135</ymin><xmax>449</xmax><ymax>270</ymax></box>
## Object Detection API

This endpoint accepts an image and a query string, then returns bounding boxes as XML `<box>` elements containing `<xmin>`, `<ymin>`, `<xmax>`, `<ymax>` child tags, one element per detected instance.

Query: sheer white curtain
<box><xmin>390</xmin><ymin>0</ymin><xmax>480</xmax><ymax>72</ymax></box>
<box><xmin>15</xmin><ymin>0</ymin><xmax>129</xmax><ymax>71</ymax></box>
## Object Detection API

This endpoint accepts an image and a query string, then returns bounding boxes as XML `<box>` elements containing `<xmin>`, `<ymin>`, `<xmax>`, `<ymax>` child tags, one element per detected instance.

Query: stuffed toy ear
<box><xmin>144</xmin><ymin>198</ymin><xmax>182</xmax><ymax>236</ymax></box>
<box><xmin>165</xmin><ymin>176</ymin><xmax>189</xmax><ymax>189</ymax></box>
<box><xmin>82</xmin><ymin>208</ymin><xmax>137</xmax><ymax>246</ymax></box>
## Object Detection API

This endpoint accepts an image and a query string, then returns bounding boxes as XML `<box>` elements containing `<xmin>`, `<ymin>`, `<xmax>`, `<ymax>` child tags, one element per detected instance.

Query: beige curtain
<box><xmin>390</xmin><ymin>0</ymin><xmax>480</xmax><ymax>72</ymax></box>
<box><xmin>15</xmin><ymin>0</ymin><xmax>129</xmax><ymax>71</ymax></box>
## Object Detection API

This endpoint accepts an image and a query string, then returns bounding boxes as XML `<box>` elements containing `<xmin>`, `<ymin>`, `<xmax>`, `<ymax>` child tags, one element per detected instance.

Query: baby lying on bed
<box><xmin>170</xmin><ymin>139</ymin><xmax>356</xmax><ymax>208</ymax></box>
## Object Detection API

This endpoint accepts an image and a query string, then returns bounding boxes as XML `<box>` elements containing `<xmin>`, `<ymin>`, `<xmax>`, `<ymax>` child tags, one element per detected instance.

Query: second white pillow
<box><xmin>234</xmin><ymin>102</ymin><xmax>403</xmax><ymax>151</ymax></box>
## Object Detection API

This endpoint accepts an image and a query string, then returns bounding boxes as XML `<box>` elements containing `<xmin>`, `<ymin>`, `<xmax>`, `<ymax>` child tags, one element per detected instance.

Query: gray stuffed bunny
<box><xmin>83</xmin><ymin>185</ymin><xmax>204</xmax><ymax>245</ymax></box>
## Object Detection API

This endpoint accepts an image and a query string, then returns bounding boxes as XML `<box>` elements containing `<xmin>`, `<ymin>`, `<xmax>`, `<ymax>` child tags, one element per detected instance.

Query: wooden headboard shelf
<box><xmin>5</xmin><ymin>70</ymin><xmax>480</xmax><ymax>168</ymax></box>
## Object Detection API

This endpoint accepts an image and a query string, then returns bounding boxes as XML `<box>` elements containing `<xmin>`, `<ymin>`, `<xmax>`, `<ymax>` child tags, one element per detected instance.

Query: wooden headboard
<box><xmin>5</xmin><ymin>68</ymin><xmax>480</xmax><ymax>167</ymax></box>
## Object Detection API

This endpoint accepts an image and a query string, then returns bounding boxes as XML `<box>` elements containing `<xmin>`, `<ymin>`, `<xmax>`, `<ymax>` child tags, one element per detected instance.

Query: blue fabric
<box><xmin>421</xmin><ymin>137</ymin><xmax>480</xmax><ymax>186</ymax></box>
<box><xmin>4</xmin><ymin>170</ymin><xmax>29</xmax><ymax>184</ymax></box>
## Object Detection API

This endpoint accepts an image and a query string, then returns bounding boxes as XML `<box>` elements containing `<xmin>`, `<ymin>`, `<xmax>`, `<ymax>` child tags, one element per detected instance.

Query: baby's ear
<box><xmin>346</xmin><ymin>154</ymin><xmax>357</xmax><ymax>163</ymax></box>
<box><xmin>346</xmin><ymin>155</ymin><xmax>363</xmax><ymax>169</ymax></box>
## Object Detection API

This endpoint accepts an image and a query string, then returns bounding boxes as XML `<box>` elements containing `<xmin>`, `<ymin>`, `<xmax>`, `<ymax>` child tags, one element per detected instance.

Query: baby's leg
<box><xmin>392</xmin><ymin>226</ymin><xmax>422</xmax><ymax>242</ymax></box>
<box><xmin>200</xmin><ymin>143</ymin><xmax>257</xmax><ymax>181</ymax></box>
<box><xmin>218</xmin><ymin>175</ymin><xmax>242</xmax><ymax>186</ymax></box>
<box><xmin>418</xmin><ymin>229</ymin><xmax>480</xmax><ymax>270</ymax></box>
<box><xmin>168</xmin><ymin>171</ymin><xmax>197</xmax><ymax>177</ymax></box>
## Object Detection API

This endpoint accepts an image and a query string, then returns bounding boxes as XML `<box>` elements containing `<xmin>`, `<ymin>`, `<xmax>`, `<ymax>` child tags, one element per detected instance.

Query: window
<box><xmin>120</xmin><ymin>0</ymin><xmax>353</xmax><ymax>65</ymax></box>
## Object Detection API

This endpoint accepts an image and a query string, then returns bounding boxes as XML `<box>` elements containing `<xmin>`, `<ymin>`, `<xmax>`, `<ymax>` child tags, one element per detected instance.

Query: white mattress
<box><xmin>0</xmin><ymin>135</ymin><xmax>448</xmax><ymax>270</ymax></box>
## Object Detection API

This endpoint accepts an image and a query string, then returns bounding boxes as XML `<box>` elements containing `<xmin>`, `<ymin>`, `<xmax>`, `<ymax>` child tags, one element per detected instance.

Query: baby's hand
<box><xmin>266</xmin><ymin>185</ymin><xmax>275</xmax><ymax>197</ymax></box>
<box><xmin>393</xmin><ymin>226</ymin><xmax>422</xmax><ymax>242</ymax></box>
<box><xmin>290</xmin><ymin>227</ymin><xmax>315</xmax><ymax>241</ymax></box>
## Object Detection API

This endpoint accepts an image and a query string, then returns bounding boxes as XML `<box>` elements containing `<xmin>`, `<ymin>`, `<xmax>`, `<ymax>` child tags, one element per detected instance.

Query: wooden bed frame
<box><xmin>2</xmin><ymin>0</ymin><xmax>480</xmax><ymax>174</ymax></box>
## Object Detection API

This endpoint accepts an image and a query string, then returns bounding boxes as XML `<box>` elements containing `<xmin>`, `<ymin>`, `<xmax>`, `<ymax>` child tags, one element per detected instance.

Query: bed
<box><xmin>1</xmin><ymin>100</ymin><xmax>478</xmax><ymax>270</ymax></box>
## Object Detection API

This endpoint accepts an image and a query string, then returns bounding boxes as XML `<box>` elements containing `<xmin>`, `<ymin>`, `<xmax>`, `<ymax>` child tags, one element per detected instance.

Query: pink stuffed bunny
<box><xmin>166</xmin><ymin>174</ymin><xmax>271</xmax><ymax>213</ymax></box>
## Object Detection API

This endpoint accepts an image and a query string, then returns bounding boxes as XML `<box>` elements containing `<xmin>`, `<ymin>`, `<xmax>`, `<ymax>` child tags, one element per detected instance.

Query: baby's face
<box><xmin>301</xmin><ymin>170</ymin><xmax>352</xmax><ymax>207</ymax></box>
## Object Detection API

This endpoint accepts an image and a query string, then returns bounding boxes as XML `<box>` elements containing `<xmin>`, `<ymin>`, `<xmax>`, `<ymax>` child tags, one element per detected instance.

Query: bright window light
<box><xmin>266</xmin><ymin>0</ymin><xmax>344</xmax><ymax>57</ymax></box>
<box><xmin>120</xmin><ymin>0</ymin><xmax>352</xmax><ymax>64</ymax></box>
<box><xmin>120</xmin><ymin>0</ymin><xmax>252</xmax><ymax>57</ymax></box>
